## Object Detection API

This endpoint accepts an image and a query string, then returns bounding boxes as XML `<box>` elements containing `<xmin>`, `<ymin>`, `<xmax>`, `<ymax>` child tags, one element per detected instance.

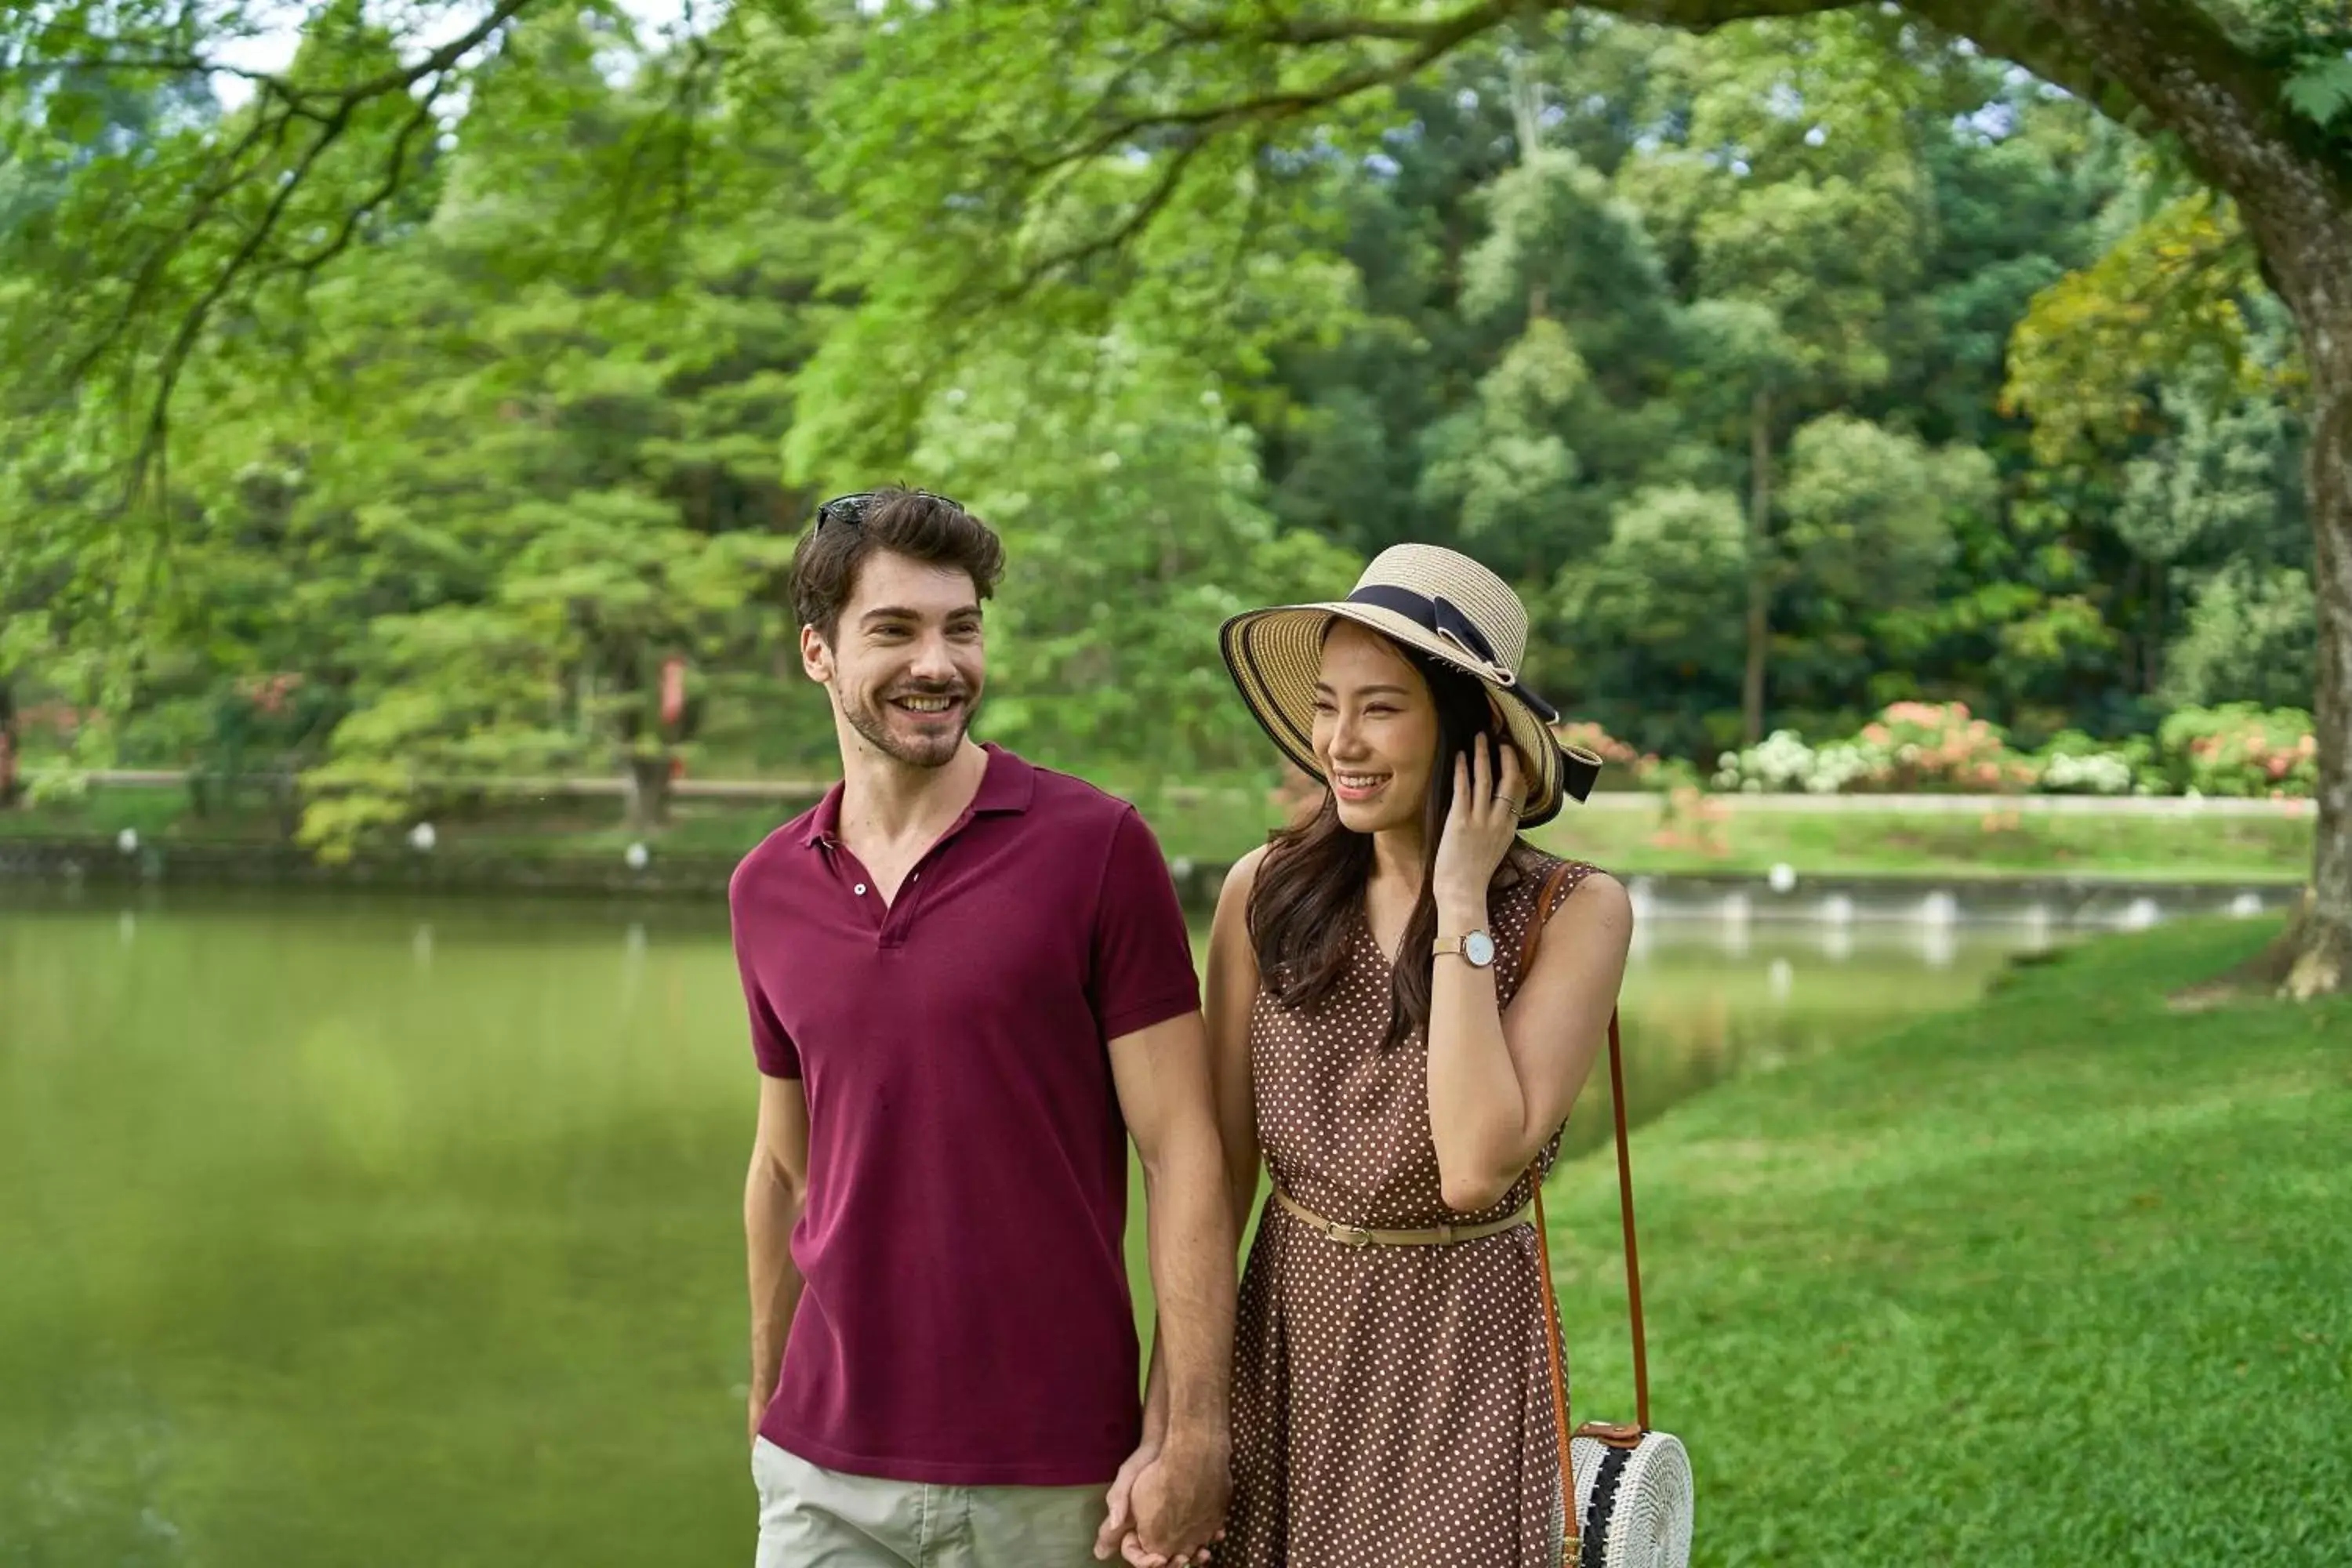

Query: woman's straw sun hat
<box><xmin>1219</xmin><ymin>543</ymin><xmax>1601</xmax><ymax>827</ymax></box>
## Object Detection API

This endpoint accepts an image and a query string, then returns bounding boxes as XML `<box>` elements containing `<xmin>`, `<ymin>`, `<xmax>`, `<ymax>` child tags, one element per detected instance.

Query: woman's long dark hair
<box><xmin>1247</xmin><ymin>631</ymin><xmax>1530</xmax><ymax>1048</ymax></box>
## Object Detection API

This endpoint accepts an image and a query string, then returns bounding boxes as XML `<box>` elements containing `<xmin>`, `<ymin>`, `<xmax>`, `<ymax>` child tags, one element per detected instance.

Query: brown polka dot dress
<box><xmin>1223</xmin><ymin>852</ymin><xmax>1595</xmax><ymax>1568</ymax></box>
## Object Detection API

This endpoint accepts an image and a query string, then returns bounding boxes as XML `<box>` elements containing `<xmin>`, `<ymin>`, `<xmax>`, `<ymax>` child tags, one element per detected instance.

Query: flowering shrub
<box><xmin>2030</xmin><ymin>731</ymin><xmax>2148</xmax><ymax>797</ymax></box>
<box><xmin>1712</xmin><ymin>702</ymin><xmax>2029</xmax><ymax>794</ymax></box>
<box><xmin>1709</xmin><ymin>730</ymin><xmax>1877</xmax><ymax>794</ymax></box>
<box><xmin>1858</xmin><ymin>702</ymin><xmax>2034</xmax><ymax>792</ymax></box>
<box><xmin>1704</xmin><ymin>702</ymin><xmax>2318</xmax><ymax>797</ymax></box>
<box><xmin>2157</xmin><ymin>704</ymin><xmax>2319</xmax><ymax>797</ymax></box>
<box><xmin>2035</xmin><ymin>750</ymin><xmax>2138</xmax><ymax>796</ymax></box>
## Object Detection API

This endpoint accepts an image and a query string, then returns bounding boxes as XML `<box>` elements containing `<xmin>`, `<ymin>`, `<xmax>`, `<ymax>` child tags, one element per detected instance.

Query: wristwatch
<box><xmin>1433</xmin><ymin>929</ymin><xmax>1497</xmax><ymax>967</ymax></box>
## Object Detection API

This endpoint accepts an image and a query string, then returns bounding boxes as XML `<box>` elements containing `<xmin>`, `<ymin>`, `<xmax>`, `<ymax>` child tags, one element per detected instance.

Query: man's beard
<box><xmin>843</xmin><ymin>682</ymin><xmax>975</xmax><ymax>769</ymax></box>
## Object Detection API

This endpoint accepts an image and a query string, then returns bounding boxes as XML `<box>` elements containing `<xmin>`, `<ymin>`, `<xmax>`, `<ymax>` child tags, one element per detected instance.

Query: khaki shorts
<box><xmin>752</xmin><ymin>1437</ymin><xmax>1109</xmax><ymax>1568</ymax></box>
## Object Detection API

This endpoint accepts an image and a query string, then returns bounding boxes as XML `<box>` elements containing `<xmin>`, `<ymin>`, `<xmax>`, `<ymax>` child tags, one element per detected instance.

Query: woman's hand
<box><xmin>1432</xmin><ymin>733</ymin><xmax>1524</xmax><ymax>917</ymax></box>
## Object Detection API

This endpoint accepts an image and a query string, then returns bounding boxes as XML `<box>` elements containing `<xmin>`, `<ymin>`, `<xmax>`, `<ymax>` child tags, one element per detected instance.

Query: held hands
<box><xmin>1095</xmin><ymin>1436</ymin><xmax>1230</xmax><ymax>1567</ymax></box>
<box><xmin>1432</xmin><ymin>734</ymin><xmax>1526</xmax><ymax>915</ymax></box>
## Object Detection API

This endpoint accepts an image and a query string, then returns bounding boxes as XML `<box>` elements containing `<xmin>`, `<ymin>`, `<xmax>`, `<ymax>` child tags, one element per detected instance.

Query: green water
<box><xmin>1</xmin><ymin>889</ymin><xmax>2037</xmax><ymax>1564</ymax></box>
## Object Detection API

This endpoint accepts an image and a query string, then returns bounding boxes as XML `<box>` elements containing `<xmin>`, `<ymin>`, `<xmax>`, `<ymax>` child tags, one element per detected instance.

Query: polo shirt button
<box><xmin>854</xmin><ymin>884</ymin><xmax>867</xmax><ymax>895</ymax></box>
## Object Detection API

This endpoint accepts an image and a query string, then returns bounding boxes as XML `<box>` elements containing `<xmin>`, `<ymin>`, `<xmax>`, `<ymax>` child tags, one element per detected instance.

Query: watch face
<box><xmin>1463</xmin><ymin>930</ymin><xmax>1496</xmax><ymax>967</ymax></box>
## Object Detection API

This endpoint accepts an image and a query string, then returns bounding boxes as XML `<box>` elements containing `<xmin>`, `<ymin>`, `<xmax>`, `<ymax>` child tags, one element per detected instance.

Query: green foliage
<box><xmin>1779</xmin><ymin>414</ymin><xmax>1983</xmax><ymax>612</ymax></box>
<box><xmin>0</xmin><ymin>2</ymin><xmax>2331</xmax><ymax>858</ymax></box>
<box><xmin>2163</xmin><ymin>564</ymin><xmax>2318</xmax><ymax>710</ymax></box>
<box><xmin>2282</xmin><ymin>55</ymin><xmax>2352</xmax><ymax>126</ymax></box>
<box><xmin>1555</xmin><ymin>483</ymin><xmax>1749</xmax><ymax>755</ymax></box>
<box><xmin>909</xmin><ymin>335</ymin><xmax>1362</xmax><ymax>779</ymax></box>
<box><xmin>2002</xmin><ymin>191</ymin><xmax>2268</xmax><ymax>465</ymax></box>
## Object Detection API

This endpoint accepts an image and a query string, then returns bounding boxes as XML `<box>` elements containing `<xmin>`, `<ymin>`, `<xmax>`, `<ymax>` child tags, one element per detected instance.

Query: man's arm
<box><xmin>1108</xmin><ymin>1009</ymin><xmax>1236</xmax><ymax>1561</ymax></box>
<box><xmin>745</xmin><ymin>1073</ymin><xmax>810</xmax><ymax>1446</ymax></box>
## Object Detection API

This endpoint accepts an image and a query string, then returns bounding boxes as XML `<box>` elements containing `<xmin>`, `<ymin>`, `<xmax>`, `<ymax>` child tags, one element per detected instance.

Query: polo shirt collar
<box><xmin>800</xmin><ymin>743</ymin><xmax>1033</xmax><ymax>849</ymax></box>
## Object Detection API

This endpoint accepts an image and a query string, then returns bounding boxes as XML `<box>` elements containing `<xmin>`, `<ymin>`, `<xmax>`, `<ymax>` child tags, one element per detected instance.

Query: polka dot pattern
<box><xmin>1224</xmin><ymin>853</ymin><xmax>1597</xmax><ymax>1567</ymax></box>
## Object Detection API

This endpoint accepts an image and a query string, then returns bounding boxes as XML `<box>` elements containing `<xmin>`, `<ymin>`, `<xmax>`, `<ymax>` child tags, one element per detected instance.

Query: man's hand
<box><xmin>1123</xmin><ymin>1436</ymin><xmax>1231</xmax><ymax>1567</ymax></box>
<box><xmin>1094</xmin><ymin>1439</ymin><xmax>1157</xmax><ymax>1561</ymax></box>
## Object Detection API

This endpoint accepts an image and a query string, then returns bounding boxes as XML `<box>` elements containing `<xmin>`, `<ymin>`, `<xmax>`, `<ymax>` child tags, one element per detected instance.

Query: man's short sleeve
<box><xmin>734</xmin><ymin>927</ymin><xmax>800</xmax><ymax>1078</ymax></box>
<box><xmin>1089</xmin><ymin>807</ymin><xmax>1202</xmax><ymax>1041</ymax></box>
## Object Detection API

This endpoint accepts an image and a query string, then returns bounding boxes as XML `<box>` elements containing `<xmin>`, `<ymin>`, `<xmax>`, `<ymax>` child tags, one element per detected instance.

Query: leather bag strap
<box><xmin>1520</xmin><ymin>862</ymin><xmax>1650</xmax><ymax>1563</ymax></box>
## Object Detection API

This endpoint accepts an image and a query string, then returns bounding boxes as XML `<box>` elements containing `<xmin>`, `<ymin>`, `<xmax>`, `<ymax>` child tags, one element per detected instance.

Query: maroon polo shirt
<box><xmin>728</xmin><ymin>744</ymin><xmax>1200</xmax><ymax>1486</ymax></box>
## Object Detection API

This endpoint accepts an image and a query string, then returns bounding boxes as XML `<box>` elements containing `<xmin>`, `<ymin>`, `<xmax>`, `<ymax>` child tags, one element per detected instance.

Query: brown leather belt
<box><xmin>1272</xmin><ymin>1187</ymin><xmax>1532</xmax><ymax>1247</ymax></box>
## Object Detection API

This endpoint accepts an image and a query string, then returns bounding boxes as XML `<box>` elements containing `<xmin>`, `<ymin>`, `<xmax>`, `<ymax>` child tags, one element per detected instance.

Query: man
<box><xmin>732</xmin><ymin>487</ymin><xmax>1235</xmax><ymax>1568</ymax></box>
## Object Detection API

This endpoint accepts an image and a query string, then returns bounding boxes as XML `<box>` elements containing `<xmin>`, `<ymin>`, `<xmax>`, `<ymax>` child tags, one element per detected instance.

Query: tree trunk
<box><xmin>2268</xmin><ymin>328</ymin><xmax>2352</xmax><ymax>996</ymax></box>
<box><xmin>2189</xmin><ymin>122</ymin><xmax>2352</xmax><ymax>997</ymax></box>
<box><xmin>625</xmin><ymin>753</ymin><xmax>673</xmax><ymax>830</ymax></box>
<box><xmin>1743</xmin><ymin>386</ymin><xmax>1772</xmax><ymax>746</ymax></box>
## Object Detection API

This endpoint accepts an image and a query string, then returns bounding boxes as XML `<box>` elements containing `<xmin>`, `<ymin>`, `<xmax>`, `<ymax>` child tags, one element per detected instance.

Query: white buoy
<box><xmin>2228</xmin><ymin>891</ymin><xmax>2264</xmax><ymax>920</ymax></box>
<box><xmin>2122</xmin><ymin>897</ymin><xmax>2161</xmax><ymax>931</ymax></box>
<box><xmin>625</xmin><ymin>841</ymin><xmax>649</xmax><ymax>870</ymax></box>
<box><xmin>408</xmin><ymin>821</ymin><xmax>437</xmax><ymax>853</ymax></box>
<box><xmin>116</xmin><ymin>827</ymin><xmax>140</xmax><ymax>855</ymax></box>
<box><xmin>1921</xmin><ymin>891</ymin><xmax>1958</xmax><ymax>927</ymax></box>
<box><xmin>1767</xmin><ymin>862</ymin><xmax>1797</xmax><ymax>895</ymax></box>
<box><xmin>1821</xmin><ymin>894</ymin><xmax>1855</xmax><ymax>926</ymax></box>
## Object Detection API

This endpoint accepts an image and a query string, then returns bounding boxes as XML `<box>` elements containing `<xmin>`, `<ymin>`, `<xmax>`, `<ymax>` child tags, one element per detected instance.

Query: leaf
<box><xmin>2282</xmin><ymin>55</ymin><xmax>2352</xmax><ymax>128</ymax></box>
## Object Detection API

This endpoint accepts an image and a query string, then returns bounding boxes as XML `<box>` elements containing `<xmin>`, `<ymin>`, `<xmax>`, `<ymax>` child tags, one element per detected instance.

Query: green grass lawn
<box><xmin>0</xmin><ymin>778</ymin><xmax>2317</xmax><ymax>884</ymax></box>
<box><xmin>1536</xmin><ymin>920</ymin><xmax>2350</xmax><ymax>1563</ymax></box>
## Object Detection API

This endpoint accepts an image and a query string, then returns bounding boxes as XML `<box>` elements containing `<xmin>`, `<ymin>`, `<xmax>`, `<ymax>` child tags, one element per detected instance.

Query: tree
<box><xmin>904</xmin><ymin>335</ymin><xmax>1363</xmax><ymax>782</ymax></box>
<box><xmin>793</xmin><ymin>0</ymin><xmax>2352</xmax><ymax>993</ymax></box>
<box><xmin>1555</xmin><ymin>481</ymin><xmax>1751</xmax><ymax>754</ymax></box>
<box><xmin>1612</xmin><ymin>13</ymin><xmax>1935</xmax><ymax>741</ymax></box>
<box><xmin>11</xmin><ymin>0</ymin><xmax>2352</xmax><ymax>994</ymax></box>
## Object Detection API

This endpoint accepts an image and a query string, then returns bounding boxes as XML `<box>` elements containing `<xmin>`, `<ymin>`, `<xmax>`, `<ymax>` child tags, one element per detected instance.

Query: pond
<box><xmin>0</xmin><ymin>888</ymin><xmax>2046</xmax><ymax>1565</ymax></box>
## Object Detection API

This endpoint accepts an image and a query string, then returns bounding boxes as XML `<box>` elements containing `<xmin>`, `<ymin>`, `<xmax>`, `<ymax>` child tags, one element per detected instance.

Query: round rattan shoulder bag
<box><xmin>1524</xmin><ymin>863</ymin><xmax>1695</xmax><ymax>1568</ymax></box>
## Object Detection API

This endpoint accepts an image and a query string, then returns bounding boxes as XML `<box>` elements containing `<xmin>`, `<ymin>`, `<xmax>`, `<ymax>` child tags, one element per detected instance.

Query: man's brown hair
<box><xmin>789</xmin><ymin>487</ymin><xmax>1007</xmax><ymax>644</ymax></box>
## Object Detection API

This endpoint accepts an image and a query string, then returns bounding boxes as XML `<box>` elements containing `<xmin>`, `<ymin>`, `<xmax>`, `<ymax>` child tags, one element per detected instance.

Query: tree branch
<box><xmin>1045</xmin><ymin>0</ymin><xmax>1520</xmax><ymax>171</ymax></box>
<box><xmin>129</xmin><ymin>90</ymin><xmax>365</xmax><ymax>502</ymax></box>
<box><xmin>74</xmin><ymin>0</ymin><xmax>549</xmax><ymax>512</ymax></box>
<box><xmin>31</xmin><ymin>53</ymin><xmax>298</xmax><ymax>89</ymax></box>
<box><xmin>281</xmin><ymin>82</ymin><xmax>447</xmax><ymax>276</ymax></box>
<box><xmin>1019</xmin><ymin>132</ymin><xmax>1211</xmax><ymax>288</ymax></box>
<box><xmin>1554</xmin><ymin>0</ymin><xmax>1870</xmax><ymax>31</ymax></box>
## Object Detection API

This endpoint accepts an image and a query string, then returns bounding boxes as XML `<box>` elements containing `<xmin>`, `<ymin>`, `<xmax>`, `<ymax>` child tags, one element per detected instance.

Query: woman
<box><xmin>1209</xmin><ymin>544</ymin><xmax>1632</xmax><ymax>1566</ymax></box>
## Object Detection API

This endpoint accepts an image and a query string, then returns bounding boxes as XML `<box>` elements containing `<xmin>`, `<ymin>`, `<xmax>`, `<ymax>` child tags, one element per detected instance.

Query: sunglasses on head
<box><xmin>814</xmin><ymin>488</ymin><xmax>962</xmax><ymax>531</ymax></box>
